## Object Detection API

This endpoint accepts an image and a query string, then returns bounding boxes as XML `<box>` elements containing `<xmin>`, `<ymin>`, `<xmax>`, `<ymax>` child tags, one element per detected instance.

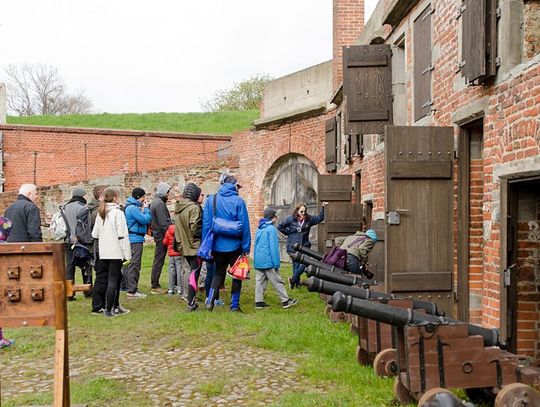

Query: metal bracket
<box><xmin>503</xmin><ymin>264</ymin><xmax>517</xmax><ymax>288</ymax></box>
<box><xmin>387</xmin><ymin>212</ymin><xmax>400</xmax><ymax>225</ymax></box>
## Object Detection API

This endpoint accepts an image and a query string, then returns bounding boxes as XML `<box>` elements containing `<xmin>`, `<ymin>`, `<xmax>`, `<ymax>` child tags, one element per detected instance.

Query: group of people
<box><xmin>0</xmin><ymin>174</ymin><xmax>378</xmax><ymax>326</ymax></box>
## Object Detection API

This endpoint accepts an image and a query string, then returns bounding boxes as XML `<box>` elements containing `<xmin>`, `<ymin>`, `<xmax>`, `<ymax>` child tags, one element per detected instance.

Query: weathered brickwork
<box><xmin>0</xmin><ymin>125</ymin><xmax>230</xmax><ymax>192</ymax></box>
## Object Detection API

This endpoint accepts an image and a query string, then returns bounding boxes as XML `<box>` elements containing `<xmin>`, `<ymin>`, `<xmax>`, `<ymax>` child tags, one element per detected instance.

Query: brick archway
<box><xmin>261</xmin><ymin>153</ymin><xmax>320</xmax><ymax>259</ymax></box>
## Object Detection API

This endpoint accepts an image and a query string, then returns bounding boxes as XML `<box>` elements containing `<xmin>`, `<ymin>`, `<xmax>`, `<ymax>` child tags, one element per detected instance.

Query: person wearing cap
<box><xmin>334</xmin><ymin>229</ymin><xmax>378</xmax><ymax>279</ymax></box>
<box><xmin>174</xmin><ymin>182</ymin><xmax>203</xmax><ymax>311</ymax></box>
<box><xmin>4</xmin><ymin>183</ymin><xmax>42</xmax><ymax>243</ymax></box>
<box><xmin>63</xmin><ymin>186</ymin><xmax>92</xmax><ymax>297</ymax></box>
<box><xmin>202</xmin><ymin>172</ymin><xmax>251</xmax><ymax>312</ymax></box>
<box><xmin>150</xmin><ymin>182</ymin><xmax>173</xmax><ymax>293</ymax></box>
<box><xmin>254</xmin><ymin>207</ymin><xmax>298</xmax><ymax>310</ymax></box>
<box><xmin>124</xmin><ymin>187</ymin><xmax>152</xmax><ymax>299</ymax></box>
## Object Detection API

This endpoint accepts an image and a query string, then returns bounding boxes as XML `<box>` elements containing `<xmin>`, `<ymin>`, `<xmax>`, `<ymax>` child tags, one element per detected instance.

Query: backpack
<box><xmin>71</xmin><ymin>242</ymin><xmax>91</xmax><ymax>268</ymax></box>
<box><xmin>75</xmin><ymin>207</ymin><xmax>93</xmax><ymax>246</ymax></box>
<box><xmin>49</xmin><ymin>206</ymin><xmax>70</xmax><ymax>241</ymax></box>
<box><xmin>322</xmin><ymin>236</ymin><xmax>368</xmax><ymax>270</ymax></box>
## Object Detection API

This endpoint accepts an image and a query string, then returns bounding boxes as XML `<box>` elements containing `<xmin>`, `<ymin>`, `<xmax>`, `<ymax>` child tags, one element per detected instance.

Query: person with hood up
<box><xmin>63</xmin><ymin>187</ymin><xmax>92</xmax><ymax>299</ymax></box>
<box><xmin>124</xmin><ymin>187</ymin><xmax>151</xmax><ymax>299</ymax></box>
<box><xmin>334</xmin><ymin>229</ymin><xmax>378</xmax><ymax>279</ymax></box>
<box><xmin>202</xmin><ymin>173</ymin><xmax>250</xmax><ymax>312</ymax></box>
<box><xmin>174</xmin><ymin>182</ymin><xmax>203</xmax><ymax>311</ymax></box>
<box><xmin>277</xmin><ymin>202</ymin><xmax>326</xmax><ymax>289</ymax></box>
<box><xmin>254</xmin><ymin>207</ymin><xmax>298</xmax><ymax>310</ymax></box>
<box><xmin>91</xmin><ymin>188</ymin><xmax>132</xmax><ymax>317</ymax></box>
<box><xmin>149</xmin><ymin>182</ymin><xmax>172</xmax><ymax>294</ymax></box>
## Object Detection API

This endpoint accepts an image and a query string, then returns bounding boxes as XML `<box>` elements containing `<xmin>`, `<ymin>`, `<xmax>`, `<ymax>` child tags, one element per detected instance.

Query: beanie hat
<box><xmin>183</xmin><ymin>182</ymin><xmax>202</xmax><ymax>202</ymax></box>
<box><xmin>219</xmin><ymin>172</ymin><xmax>242</xmax><ymax>188</ymax></box>
<box><xmin>366</xmin><ymin>229</ymin><xmax>378</xmax><ymax>242</ymax></box>
<box><xmin>72</xmin><ymin>187</ymin><xmax>87</xmax><ymax>197</ymax></box>
<box><xmin>156</xmin><ymin>182</ymin><xmax>171</xmax><ymax>197</ymax></box>
<box><xmin>263</xmin><ymin>207</ymin><xmax>277</xmax><ymax>219</ymax></box>
<box><xmin>132</xmin><ymin>187</ymin><xmax>146</xmax><ymax>200</ymax></box>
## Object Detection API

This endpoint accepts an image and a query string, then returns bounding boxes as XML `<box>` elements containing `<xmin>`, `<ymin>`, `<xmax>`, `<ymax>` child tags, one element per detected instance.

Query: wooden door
<box><xmin>385</xmin><ymin>126</ymin><xmax>454</xmax><ymax>316</ymax></box>
<box><xmin>318</xmin><ymin>174</ymin><xmax>363</xmax><ymax>255</ymax></box>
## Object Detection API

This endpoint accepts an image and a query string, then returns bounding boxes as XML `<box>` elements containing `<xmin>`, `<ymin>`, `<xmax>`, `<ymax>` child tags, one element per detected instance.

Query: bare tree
<box><xmin>200</xmin><ymin>73</ymin><xmax>272</xmax><ymax>112</ymax></box>
<box><xmin>3</xmin><ymin>63</ymin><xmax>93</xmax><ymax>116</ymax></box>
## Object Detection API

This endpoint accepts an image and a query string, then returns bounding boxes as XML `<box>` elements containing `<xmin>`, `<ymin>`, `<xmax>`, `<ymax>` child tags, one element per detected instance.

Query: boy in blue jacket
<box><xmin>254</xmin><ymin>207</ymin><xmax>298</xmax><ymax>309</ymax></box>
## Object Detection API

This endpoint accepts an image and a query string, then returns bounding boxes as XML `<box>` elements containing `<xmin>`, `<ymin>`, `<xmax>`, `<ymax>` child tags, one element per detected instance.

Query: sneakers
<box><xmin>230</xmin><ymin>307</ymin><xmax>243</xmax><ymax>313</ymax></box>
<box><xmin>150</xmin><ymin>288</ymin><xmax>164</xmax><ymax>295</ymax></box>
<box><xmin>113</xmin><ymin>305</ymin><xmax>130</xmax><ymax>315</ymax></box>
<box><xmin>186</xmin><ymin>303</ymin><xmax>198</xmax><ymax>312</ymax></box>
<box><xmin>288</xmin><ymin>277</ymin><xmax>295</xmax><ymax>290</ymax></box>
<box><xmin>91</xmin><ymin>308</ymin><xmax>104</xmax><ymax>315</ymax></box>
<box><xmin>282</xmin><ymin>298</ymin><xmax>298</xmax><ymax>309</ymax></box>
<box><xmin>0</xmin><ymin>338</ymin><xmax>14</xmax><ymax>349</ymax></box>
<box><xmin>126</xmin><ymin>291</ymin><xmax>146</xmax><ymax>299</ymax></box>
<box><xmin>255</xmin><ymin>302</ymin><xmax>270</xmax><ymax>309</ymax></box>
<box><xmin>167</xmin><ymin>290</ymin><xmax>174</xmax><ymax>296</ymax></box>
<box><xmin>215</xmin><ymin>299</ymin><xmax>225</xmax><ymax>306</ymax></box>
<box><xmin>103</xmin><ymin>310</ymin><xmax>116</xmax><ymax>318</ymax></box>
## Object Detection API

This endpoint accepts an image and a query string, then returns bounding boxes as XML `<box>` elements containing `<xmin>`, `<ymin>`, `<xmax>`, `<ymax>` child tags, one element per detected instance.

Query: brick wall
<box><xmin>333</xmin><ymin>0</ymin><xmax>365</xmax><ymax>89</ymax></box>
<box><xmin>0</xmin><ymin>157</ymin><xmax>239</xmax><ymax>240</ymax></box>
<box><xmin>0</xmin><ymin>125</ymin><xmax>231</xmax><ymax>192</ymax></box>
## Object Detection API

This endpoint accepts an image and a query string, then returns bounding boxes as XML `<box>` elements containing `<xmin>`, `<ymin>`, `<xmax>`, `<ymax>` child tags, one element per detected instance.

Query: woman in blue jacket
<box><xmin>254</xmin><ymin>207</ymin><xmax>297</xmax><ymax>309</ymax></box>
<box><xmin>277</xmin><ymin>202</ymin><xmax>326</xmax><ymax>289</ymax></box>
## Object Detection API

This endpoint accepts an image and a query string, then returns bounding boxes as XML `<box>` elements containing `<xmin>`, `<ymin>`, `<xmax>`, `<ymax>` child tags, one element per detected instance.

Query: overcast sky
<box><xmin>1</xmin><ymin>1</ymin><xmax>377</xmax><ymax>114</ymax></box>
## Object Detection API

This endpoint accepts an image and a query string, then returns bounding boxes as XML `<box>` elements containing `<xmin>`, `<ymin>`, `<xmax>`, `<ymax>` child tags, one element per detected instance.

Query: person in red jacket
<box><xmin>162</xmin><ymin>224</ymin><xmax>183</xmax><ymax>296</ymax></box>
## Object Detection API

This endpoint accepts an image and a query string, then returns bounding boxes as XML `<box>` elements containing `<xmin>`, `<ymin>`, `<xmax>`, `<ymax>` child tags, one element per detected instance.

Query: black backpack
<box><xmin>75</xmin><ymin>207</ymin><xmax>93</xmax><ymax>246</ymax></box>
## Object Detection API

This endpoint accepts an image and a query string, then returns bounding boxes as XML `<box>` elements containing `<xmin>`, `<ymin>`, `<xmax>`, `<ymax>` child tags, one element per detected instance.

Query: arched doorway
<box><xmin>262</xmin><ymin>154</ymin><xmax>320</xmax><ymax>261</ymax></box>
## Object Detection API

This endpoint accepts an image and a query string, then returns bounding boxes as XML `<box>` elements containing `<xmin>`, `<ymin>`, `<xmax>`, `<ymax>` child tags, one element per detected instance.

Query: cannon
<box><xmin>293</xmin><ymin>243</ymin><xmax>324</xmax><ymax>261</ymax></box>
<box><xmin>305</xmin><ymin>265</ymin><xmax>375</xmax><ymax>287</ymax></box>
<box><xmin>330</xmin><ymin>292</ymin><xmax>540</xmax><ymax>405</ymax></box>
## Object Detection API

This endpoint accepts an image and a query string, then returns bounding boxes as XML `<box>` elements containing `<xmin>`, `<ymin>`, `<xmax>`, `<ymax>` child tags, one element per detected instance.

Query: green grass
<box><xmin>1</xmin><ymin>245</ymin><xmax>396</xmax><ymax>406</ymax></box>
<box><xmin>6</xmin><ymin>110</ymin><xmax>260</xmax><ymax>135</ymax></box>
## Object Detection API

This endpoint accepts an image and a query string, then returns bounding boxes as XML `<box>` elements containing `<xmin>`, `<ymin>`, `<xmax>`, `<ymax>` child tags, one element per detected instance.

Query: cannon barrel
<box><xmin>329</xmin><ymin>292</ymin><xmax>501</xmax><ymax>348</ymax></box>
<box><xmin>291</xmin><ymin>251</ymin><xmax>339</xmax><ymax>272</ymax></box>
<box><xmin>292</xmin><ymin>243</ymin><xmax>324</xmax><ymax>261</ymax></box>
<box><xmin>305</xmin><ymin>265</ymin><xmax>375</xmax><ymax>287</ymax></box>
<box><xmin>302</xmin><ymin>277</ymin><xmax>441</xmax><ymax>316</ymax></box>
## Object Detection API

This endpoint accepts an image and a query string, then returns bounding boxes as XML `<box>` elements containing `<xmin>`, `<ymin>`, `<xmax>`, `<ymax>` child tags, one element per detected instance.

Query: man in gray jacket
<box><xmin>150</xmin><ymin>182</ymin><xmax>172</xmax><ymax>293</ymax></box>
<box><xmin>64</xmin><ymin>187</ymin><xmax>92</xmax><ymax>298</ymax></box>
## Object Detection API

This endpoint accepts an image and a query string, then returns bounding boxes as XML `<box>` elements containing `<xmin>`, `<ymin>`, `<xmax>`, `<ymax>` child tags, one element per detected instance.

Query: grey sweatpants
<box><xmin>255</xmin><ymin>268</ymin><xmax>289</xmax><ymax>303</ymax></box>
<box><xmin>167</xmin><ymin>255</ymin><xmax>183</xmax><ymax>294</ymax></box>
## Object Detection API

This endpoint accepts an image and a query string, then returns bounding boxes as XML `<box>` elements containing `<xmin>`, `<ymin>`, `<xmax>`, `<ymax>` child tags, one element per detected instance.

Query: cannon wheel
<box><xmin>417</xmin><ymin>388</ymin><xmax>454</xmax><ymax>407</ymax></box>
<box><xmin>373</xmin><ymin>348</ymin><xmax>398</xmax><ymax>377</ymax></box>
<box><xmin>356</xmin><ymin>346</ymin><xmax>371</xmax><ymax>365</ymax></box>
<box><xmin>393</xmin><ymin>377</ymin><xmax>415</xmax><ymax>404</ymax></box>
<box><xmin>494</xmin><ymin>383</ymin><xmax>540</xmax><ymax>407</ymax></box>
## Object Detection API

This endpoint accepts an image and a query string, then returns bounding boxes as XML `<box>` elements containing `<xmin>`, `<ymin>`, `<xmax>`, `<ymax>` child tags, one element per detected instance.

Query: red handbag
<box><xmin>228</xmin><ymin>254</ymin><xmax>250</xmax><ymax>280</ymax></box>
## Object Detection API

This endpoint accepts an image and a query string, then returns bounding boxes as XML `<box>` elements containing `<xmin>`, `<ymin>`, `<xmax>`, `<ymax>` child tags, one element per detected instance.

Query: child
<box><xmin>0</xmin><ymin>216</ymin><xmax>14</xmax><ymax>348</ymax></box>
<box><xmin>254</xmin><ymin>207</ymin><xmax>298</xmax><ymax>309</ymax></box>
<box><xmin>162</xmin><ymin>224</ymin><xmax>183</xmax><ymax>296</ymax></box>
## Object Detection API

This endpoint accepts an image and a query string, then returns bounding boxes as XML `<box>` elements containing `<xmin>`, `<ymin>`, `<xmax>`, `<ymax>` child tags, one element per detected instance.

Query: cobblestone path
<box><xmin>2</xmin><ymin>342</ymin><xmax>307</xmax><ymax>406</ymax></box>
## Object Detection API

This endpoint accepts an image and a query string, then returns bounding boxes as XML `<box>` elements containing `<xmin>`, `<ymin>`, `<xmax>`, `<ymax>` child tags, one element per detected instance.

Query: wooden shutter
<box><xmin>349</xmin><ymin>134</ymin><xmax>363</xmax><ymax>156</ymax></box>
<box><xmin>325</xmin><ymin>117</ymin><xmax>337</xmax><ymax>172</ymax></box>
<box><xmin>413</xmin><ymin>5</ymin><xmax>433</xmax><ymax>122</ymax></box>
<box><xmin>459</xmin><ymin>0</ymin><xmax>497</xmax><ymax>84</ymax></box>
<box><xmin>318</xmin><ymin>174</ymin><xmax>352</xmax><ymax>201</ymax></box>
<box><xmin>343</xmin><ymin>44</ymin><xmax>392</xmax><ymax>135</ymax></box>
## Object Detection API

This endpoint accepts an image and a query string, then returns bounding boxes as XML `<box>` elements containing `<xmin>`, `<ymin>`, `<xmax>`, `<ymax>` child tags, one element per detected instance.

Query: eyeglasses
<box><xmin>299</xmin><ymin>210</ymin><xmax>306</xmax><ymax>214</ymax></box>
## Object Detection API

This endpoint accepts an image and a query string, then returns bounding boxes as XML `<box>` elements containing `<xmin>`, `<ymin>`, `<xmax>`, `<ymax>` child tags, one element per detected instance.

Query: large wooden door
<box><xmin>318</xmin><ymin>174</ymin><xmax>363</xmax><ymax>255</ymax></box>
<box><xmin>385</xmin><ymin>126</ymin><xmax>454</xmax><ymax>316</ymax></box>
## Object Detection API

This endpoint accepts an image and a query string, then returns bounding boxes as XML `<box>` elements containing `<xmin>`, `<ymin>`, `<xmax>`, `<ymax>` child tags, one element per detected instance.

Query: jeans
<box><xmin>125</xmin><ymin>242</ymin><xmax>143</xmax><ymax>294</ymax></box>
<box><xmin>167</xmin><ymin>255</ymin><xmax>183</xmax><ymax>293</ymax></box>
<box><xmin>209</xmin><ymin>250</ymin><xmax>242</xmax><ymax>309</ymax></box>
<box><xmin>345</xmin><ymin>253</ymin><xmax>361</xmax><ymax>274</ymax></box>
<box><xmin>290</xmin><ymin>260</ymin><xmax>306</xmax><ymax>286</ymax></box>
<box><xmin>151</xmin><ymin>239</ymin><xmax>167</xmax><ymax>289</ymax></box>
<box><xmin>205</xmin><ymin>261</ymin><xmax>215</xmax><ymax>298</ymax></box>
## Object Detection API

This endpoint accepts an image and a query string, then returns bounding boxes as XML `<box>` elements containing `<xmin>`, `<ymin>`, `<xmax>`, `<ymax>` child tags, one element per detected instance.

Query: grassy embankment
<box><xmin>7</xmin><ymin>110</ymin><xmax>260</xmax><ymax>135</ymax></box>
<box><xmin>1</xmin><ymin>247</ymin><xmax>397</xmax><ymax>407</ymax></box>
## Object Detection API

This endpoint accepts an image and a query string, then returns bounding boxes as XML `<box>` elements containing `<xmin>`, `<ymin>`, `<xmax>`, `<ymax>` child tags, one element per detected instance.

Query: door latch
<box><xmin>503</xmin><ymin>264</ymin><xmax>517</xmax><ymax>288</ymax></box>
<box><xmin>387</xmin><ymin>212</ymin><xmax>400</xmax><ymax>225</ymax></box>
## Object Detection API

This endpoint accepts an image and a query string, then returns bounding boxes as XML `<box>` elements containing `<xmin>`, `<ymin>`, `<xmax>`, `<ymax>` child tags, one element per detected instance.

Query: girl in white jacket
<box><xmin>92</xmin><ymin>188</ymin><xmax>132</xmax><ymax>317</ymax></box>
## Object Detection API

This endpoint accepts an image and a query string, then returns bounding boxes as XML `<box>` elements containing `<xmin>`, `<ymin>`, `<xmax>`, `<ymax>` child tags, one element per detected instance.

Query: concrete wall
<box><xmin>261</xmin><ymin>61</ymin><xmax>333</xmax><ymax>121</ymax></box>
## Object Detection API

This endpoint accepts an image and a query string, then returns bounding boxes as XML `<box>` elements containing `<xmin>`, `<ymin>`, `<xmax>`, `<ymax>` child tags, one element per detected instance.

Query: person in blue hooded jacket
<box><xmin>202</xmin><ymin>173</ymin><xmax>250</xmax><ymax>312</ymax></box>
<box><xmin>123</xmin><ymin>187</ymin><xmax>151</xmax><ymax>298</ymax></box>
<box><xmin>278</xmin><ymin>202</ymin><xmax>326</xmax><ymax>289</ymax></box>
<box><xmin>254</xmin><ymin>207</ymin><xmax>298</xmax><ymax>310</ymax></box>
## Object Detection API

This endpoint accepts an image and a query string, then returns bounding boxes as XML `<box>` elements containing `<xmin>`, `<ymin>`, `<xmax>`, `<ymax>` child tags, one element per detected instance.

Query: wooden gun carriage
<box><xmin>330</xmin><ymin>291</ymin><xmax>540</xmax><ymax>406</ymax></box>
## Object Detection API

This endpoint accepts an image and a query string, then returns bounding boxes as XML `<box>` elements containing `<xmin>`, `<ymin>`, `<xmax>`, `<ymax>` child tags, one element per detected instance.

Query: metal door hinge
<box><xmin>422</xmin><ymin>64</ymin><xmax>435</xmax><ymax>75</ymax></box>
<box><xmin>455</xmin><ymin>5</ymin><xmax>466</xmax><ymax>20</ymax></box>
<box><xmin>503</xmin><ymin>264</ymin><xmax>517</xmax><ymax>288</ymax></box>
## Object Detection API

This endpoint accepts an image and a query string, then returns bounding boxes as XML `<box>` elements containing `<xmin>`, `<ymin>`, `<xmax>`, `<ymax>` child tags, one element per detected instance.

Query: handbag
<box><xmin>210</xmin><ymin>192</ymin><xmax>243</xmax><ymax>237</ymax></box>
<box><xmin>197</xmin><ymin>230</ymin><xmax>214</xmax><ymax>260</ymax></box>
<box><xmin>228</xmin><ymin>254</ymin><xmax>250</xmax><ymax>280</ymax></box>
<box><xmin>322</xmin><ymin>236</ymin><xmax>368</xmax><ymax>270</ymax></box>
